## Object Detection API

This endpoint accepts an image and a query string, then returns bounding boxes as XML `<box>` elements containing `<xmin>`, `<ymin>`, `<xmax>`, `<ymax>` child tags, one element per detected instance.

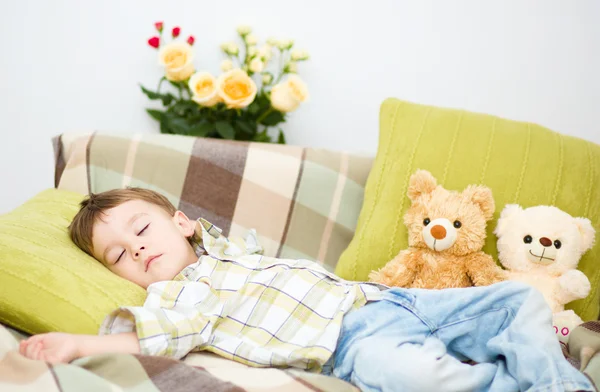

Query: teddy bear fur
<box><xmin>494</xmin><ymin>204</ymin><xmax>595</xmax><ymax>340</ymax></box>
<box><xmin>368</xmin><ymin>169</ymin><xmax>506</xmax><ymax>289</ymax></box>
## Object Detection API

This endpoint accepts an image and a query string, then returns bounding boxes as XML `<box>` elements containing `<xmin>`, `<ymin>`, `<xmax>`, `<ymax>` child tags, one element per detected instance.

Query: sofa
<box><xmin>0</xmin><ymin>98</ymin><xmax>599</xmax><ymax>391</ymax></box>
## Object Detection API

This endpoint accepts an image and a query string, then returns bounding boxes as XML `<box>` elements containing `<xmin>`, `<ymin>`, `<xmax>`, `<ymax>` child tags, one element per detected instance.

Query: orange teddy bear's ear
<box><xmin>463</xmin><ymin>185</ymin><xmax>495</xmax><ymax>221</ymax></box>
<box><xmin>407</xmin><ymin>170</ymin><xmax>437</xmax><ymax>202</ymax></box>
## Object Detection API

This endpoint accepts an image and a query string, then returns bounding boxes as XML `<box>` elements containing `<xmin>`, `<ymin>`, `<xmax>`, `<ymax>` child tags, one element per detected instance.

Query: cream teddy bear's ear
<box><xmin>574</xmin><ymin>217</ymin><xmax>596</xmax><ymax>252</ymax></box>
<box><xmin>463</xmin><ymin>185</ymin><xmax>495</xmax><ymax>221</ymax></box>
<box><xmin>407</xmin><ymin>169</ymin><xmax>437</xmax><ymax>202</ymax></box>
<box><xmin>494</xmin><ymin>204</ymin><xmax>523</xmax><ymax>237</ymax></box>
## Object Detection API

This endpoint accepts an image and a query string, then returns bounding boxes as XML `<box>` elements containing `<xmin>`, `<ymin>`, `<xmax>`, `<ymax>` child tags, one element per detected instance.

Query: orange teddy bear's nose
<box><xmin>431</xmin><ymin>225</ymin><xmax>447</xmax><ymax>240</ymax></box>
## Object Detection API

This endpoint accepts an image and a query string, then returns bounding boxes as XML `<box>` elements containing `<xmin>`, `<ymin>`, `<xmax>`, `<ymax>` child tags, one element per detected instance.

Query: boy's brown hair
<box><xmin>69</xmin><ymin>187</ymin><xmax>177</xmax><ymax>257</ymax></box>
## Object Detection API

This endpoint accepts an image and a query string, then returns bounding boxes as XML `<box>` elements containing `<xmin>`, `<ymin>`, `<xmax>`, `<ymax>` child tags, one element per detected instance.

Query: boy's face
<box><xmin>91</xmin><ymin>200</ymin><xmax>198</xmax><ymax>289</ymax></box>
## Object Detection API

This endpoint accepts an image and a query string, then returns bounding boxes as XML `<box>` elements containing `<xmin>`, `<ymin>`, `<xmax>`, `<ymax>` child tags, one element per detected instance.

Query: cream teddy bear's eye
<box><xmin>554</xmin><ymin>240</ymin><xmax>562</xmax><ymax>249</ymax></box>
<box><xmin>423</xmin><ymin>218</ymin><xmax>431</xmax><ymax>226</ymax></box>
<box><xmin>523</xmin><ymin>235</ymin><xmax>533</xmax><ymax>244</ymax></box>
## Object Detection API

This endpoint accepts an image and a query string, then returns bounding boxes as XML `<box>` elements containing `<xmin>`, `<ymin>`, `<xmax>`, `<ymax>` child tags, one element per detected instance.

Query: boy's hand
<box><xmin>19</xmin><ymin>333</ymin><xmax>81</xmax><ymax>364</ymax></box>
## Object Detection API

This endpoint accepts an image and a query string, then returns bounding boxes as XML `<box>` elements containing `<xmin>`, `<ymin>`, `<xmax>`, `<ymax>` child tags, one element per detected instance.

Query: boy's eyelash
<box><xmin>138</xmin><ymin>223</ymin><xmax>150</xmax><ymax>235</ymax></box>
<box><xmin>115</xmin><ymin>250</ymin><xmax>125</xmax><ymax>264</ymax></box>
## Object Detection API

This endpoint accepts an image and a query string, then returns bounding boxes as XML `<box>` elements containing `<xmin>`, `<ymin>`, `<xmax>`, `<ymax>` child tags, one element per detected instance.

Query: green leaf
<box><xmin>146</xmin><ymin>109</ymin><xmax>164</xmax><ymax>121</ymax></box>
<box><xmin>253</xmin><ymin>129</ymin><xmax>271</xmax><ymax>143</ymax></box>
<box><xmin>163</xmin><ymin>112</ymin><xmax>190</xmax><ymax>135</ymax></box>
<box><xmin>169</xmin><ymin>117</ymin><xmax>190</xmax><ymax>134</ymax></box>
<box><xmin>159</xmin><ymin>118</ymin><xmax>172</xmax><ymax>134</ymax></box>
<box><xmin>188</xmin><ymin>122</ymin><xmax>214</xmax><ymax>137</ymax></box>
<box><xmin>161</xmin><ymin>94</ymin><xmax>175</xmax><ymax>106</ymax></box>
<box><xmin>260</xmin><ymin>110</ymin><xmax>286</xmax><ymax>126</ymax></box>
<box><xmin>140</xmin><ymin>85</ymin><xmax>175</xmax><ymax>106</ymax></box>
<box><xmin>172</xmin><ymin>100</ymin><xmax>198</xmax><ymax>116</ymax></box>
<box><xmin>215</xmin><ymin>121</ymin><xmax>236</xmax><ymax>139</ymax></box>
<box><xmin>256</xmin><ymin>93</ymin><xmax>270</xmax><ymax>107</ymax></box>
<box><xmin>236</xmin><ymin>120</ymin><xmax>256</xmax><ymax>135</ymax></box>
<box><xmin>168</xmin><ymin>80</ymin><xmax>183</xmax><ymax>89</ymax></box>
<box><xmin>247</xmin><ymin>101</ymin><xmax>261</xmax><ymax>115</ymax></box>
<box><xmin>140</xmin><ymin>85</ymin><xmax>161</xmax><ymax>100</ymax></box>
<box><xmin>277</xmin><ymin>129</ymin><xmax>286</xmax><ymax>144</ymax></box>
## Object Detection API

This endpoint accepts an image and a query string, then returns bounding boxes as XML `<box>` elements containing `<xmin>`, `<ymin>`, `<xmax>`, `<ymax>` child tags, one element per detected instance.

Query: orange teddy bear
<box><xmin>369</xmin><ymin>169</ymin><xmax>506</xmax><ymax>289</ymax></box>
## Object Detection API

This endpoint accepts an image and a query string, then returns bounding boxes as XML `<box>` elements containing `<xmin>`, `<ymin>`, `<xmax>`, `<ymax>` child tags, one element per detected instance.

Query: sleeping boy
<box><xmin>19</xmin><ymin>187</ymin><xmax>595</xmax><ymax>392</ymax></box>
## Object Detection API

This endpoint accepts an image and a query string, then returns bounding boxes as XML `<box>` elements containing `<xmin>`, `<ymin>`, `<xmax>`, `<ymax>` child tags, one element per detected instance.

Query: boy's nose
<box><xmin>134</xmin><ymin>246</ymin><xmax>145</xmax><ymax>258</ymax></box>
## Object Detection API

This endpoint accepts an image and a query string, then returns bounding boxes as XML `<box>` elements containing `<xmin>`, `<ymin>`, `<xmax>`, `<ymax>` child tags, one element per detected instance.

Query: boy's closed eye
<box><xmin>113</xmin><ymin>223</ymin><xmax>151</xmax><ymax>264</ymax></box>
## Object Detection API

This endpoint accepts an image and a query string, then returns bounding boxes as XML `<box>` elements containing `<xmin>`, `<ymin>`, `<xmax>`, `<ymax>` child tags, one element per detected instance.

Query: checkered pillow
<box><xmin>53</xmin><ymin>132</ymin><xmax>374</xmax><ymax>271</ymax></box>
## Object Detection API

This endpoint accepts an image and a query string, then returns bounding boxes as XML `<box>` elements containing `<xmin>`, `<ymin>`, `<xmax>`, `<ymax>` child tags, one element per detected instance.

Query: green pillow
<box><xmin>336</xmin><ymin>98</ymin><xmax>600</xmax><ymax>321</ymax></box>
<box><xmin>0</xmin><ymin>189</ymin><xmax>146</xmax><ymax>335</ymax></box>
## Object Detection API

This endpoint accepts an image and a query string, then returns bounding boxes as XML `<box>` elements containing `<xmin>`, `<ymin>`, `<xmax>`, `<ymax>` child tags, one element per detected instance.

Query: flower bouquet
<box><xmin>141</xmin><ymin>22</ymin><xmax>310</xmax><ymax>144</ymax></box>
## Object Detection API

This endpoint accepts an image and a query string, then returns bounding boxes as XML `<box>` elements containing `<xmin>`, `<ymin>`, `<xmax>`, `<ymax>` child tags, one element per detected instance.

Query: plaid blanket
<box><xmin>0</xmin><ymin>323</ymin><xmax>359</xmax><ymax>391</ymax></box>
<box><xmin>53</xmin><ymin>132</ymin><xmax>373</xmax><ymax>271</ymax></box>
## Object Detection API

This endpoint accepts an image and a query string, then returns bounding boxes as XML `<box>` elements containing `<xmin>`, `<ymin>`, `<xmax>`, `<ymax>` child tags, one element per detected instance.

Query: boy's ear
<box><xmin>173</xmin><ymin>211</ymin><xmax>195</xmax><ymax>237</ymax></box>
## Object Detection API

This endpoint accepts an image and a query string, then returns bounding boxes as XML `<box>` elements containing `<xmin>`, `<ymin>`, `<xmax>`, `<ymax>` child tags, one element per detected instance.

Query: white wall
<box><xmin>1</xmin><ymin>0</ymin><xmax>598</xmax><ymax>213</ymax></box>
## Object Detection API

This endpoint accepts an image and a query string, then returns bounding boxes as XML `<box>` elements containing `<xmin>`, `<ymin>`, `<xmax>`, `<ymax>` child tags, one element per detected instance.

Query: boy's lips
<box><xmin>145</xmin><ymin>255</ymin><xmax>162</xmax><ymax>272</ymax></box>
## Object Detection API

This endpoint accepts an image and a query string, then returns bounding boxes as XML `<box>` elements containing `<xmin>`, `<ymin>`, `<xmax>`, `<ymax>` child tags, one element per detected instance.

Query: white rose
<box><xmin>269</xmin><ymin>75</ymin><xmax>309</xmax><ymax>112</ymax></box>
<box><xmin>262</xmin><ymin>73</ymin><xmax>273</xmax><ymax>85</ymax></box>
<box><xmin>220</xmin><ymin>42</ymin><xmax>239</xmax><ymax>55</ymax></box>
<box><xmin>249</xmin><ymin>58</ymin><xmax>264</xmax><ymax>73</ymax></box>
<box><xmin>286</xmin><ymin>61</ymin><xmax>298</xmax><ymax>73</ymax></box>
<box><xmin>277</xmin><ymin>39</ymin><xmax>294</xmax><ymax>50</ymax></box>
<box><xmin>291</xmin><ymin>49</ymin><xmax>310</xmax><ymax>61</ymax></box>
<box><xmin>236</xmin><ymin>25</ymin><xmax>252</xmax><ymax>36</ymax></box>
<box><xmin>247</xmin><ymin>46</ymin><xmax>258</xmax><ymax>57</ymax></box>
<box><xmin>188</xmin><ymin>72</ymin><xmax>221</xmax><ymax>107</ymax></box>
<box><xmin>158</xmin><ymin>42</ymin><xmax>195</xmax><ymax>81</ymax></box>
<box><xmin>259</xmin><ymin>44</ymin><xmax>272</xmax><ymax>60</ymax></box>
<box><xmin>216</xmin><ymin>69</ymin><xmax>257</xmax><ymax>109</ymax></box>
<box><xmin>220</xmin><ymin>59</ymin><xmax>234</xmax><ymax>72</ymax></box>
<box><xmin>245</xmin><ymin>34</ymin><xmax>258</xmax><ymax>45</ymax></box>
<box><xmin>266</xmin><ymin>37</ymin><xmax>279</xmax><ymax>46</ymax></box>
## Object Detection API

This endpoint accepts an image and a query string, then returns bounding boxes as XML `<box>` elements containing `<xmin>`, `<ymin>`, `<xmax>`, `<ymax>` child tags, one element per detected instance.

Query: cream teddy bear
<box><xmin>494</xmin><ymin>204</ymin><xmax>595</xmax><ymax>342</ymax></box>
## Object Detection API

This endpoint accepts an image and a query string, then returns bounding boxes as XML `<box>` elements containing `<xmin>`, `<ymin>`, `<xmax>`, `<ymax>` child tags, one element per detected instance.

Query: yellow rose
<box><xmin>269</xmin><ymin>75</ymin><xmax>309</xmax><ymax>112</ymax></box>
<box><xmin>188</xmin><ymin>72</ymin><xmax>220</xmax><ymax>107</ymax></box>
<box><xmin>216</xmin><ymin>69</ymin><xmax>257</xmax><ymax>109</ymax></box>
<box><xmin>159</xmin><ymin>42</ymin><xmax>194</xmax><ymax>81</ymax></box>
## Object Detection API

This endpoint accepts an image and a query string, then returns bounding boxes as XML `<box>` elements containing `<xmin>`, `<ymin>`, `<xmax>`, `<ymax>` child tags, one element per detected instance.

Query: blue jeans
<box><xmin>326</xmin><ymin>281</ymin><xmax>594</xmax><ymax>392</ymax></box>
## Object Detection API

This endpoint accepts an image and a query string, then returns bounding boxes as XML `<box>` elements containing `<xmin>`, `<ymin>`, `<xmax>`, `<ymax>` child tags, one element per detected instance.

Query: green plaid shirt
<box><xmin>99</xmin><ymin>218</ymin><xmax>383</xmax><ymax>371</ymax></box>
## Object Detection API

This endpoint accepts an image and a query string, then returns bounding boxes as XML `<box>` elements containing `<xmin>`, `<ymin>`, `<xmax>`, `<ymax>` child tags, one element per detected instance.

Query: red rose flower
<box><xmin>172</xmin><ymin>27</ymin><xmax>181</xmax><ymax>38</ymax></box>
<box><xmin>187</xmin><ymin>35</ymin><xmax>195</xmax><ymax>45</ymax></box>
<box><xmin>148</xmin><ymin>36</ymin><xmax>160</xmax><ymax>48</ymax></box>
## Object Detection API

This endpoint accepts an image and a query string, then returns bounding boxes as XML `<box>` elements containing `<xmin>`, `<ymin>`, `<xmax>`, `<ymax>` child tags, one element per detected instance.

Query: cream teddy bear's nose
<box><xmin>539</xmin><ymin>237</ymin><xmax>552</xmax><ymax>247</ymax></box>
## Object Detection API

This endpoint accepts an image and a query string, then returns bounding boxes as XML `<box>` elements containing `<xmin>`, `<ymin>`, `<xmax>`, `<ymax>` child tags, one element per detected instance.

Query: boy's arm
<box><xmin>19</xmin><ymin>332</ymin><xmax>139</xmax><ymax>364</ymax></box>
<box><xmin>21</xmin><ymin>280</ymin><xmax>216</xmax><ymax>364</ymax></box>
